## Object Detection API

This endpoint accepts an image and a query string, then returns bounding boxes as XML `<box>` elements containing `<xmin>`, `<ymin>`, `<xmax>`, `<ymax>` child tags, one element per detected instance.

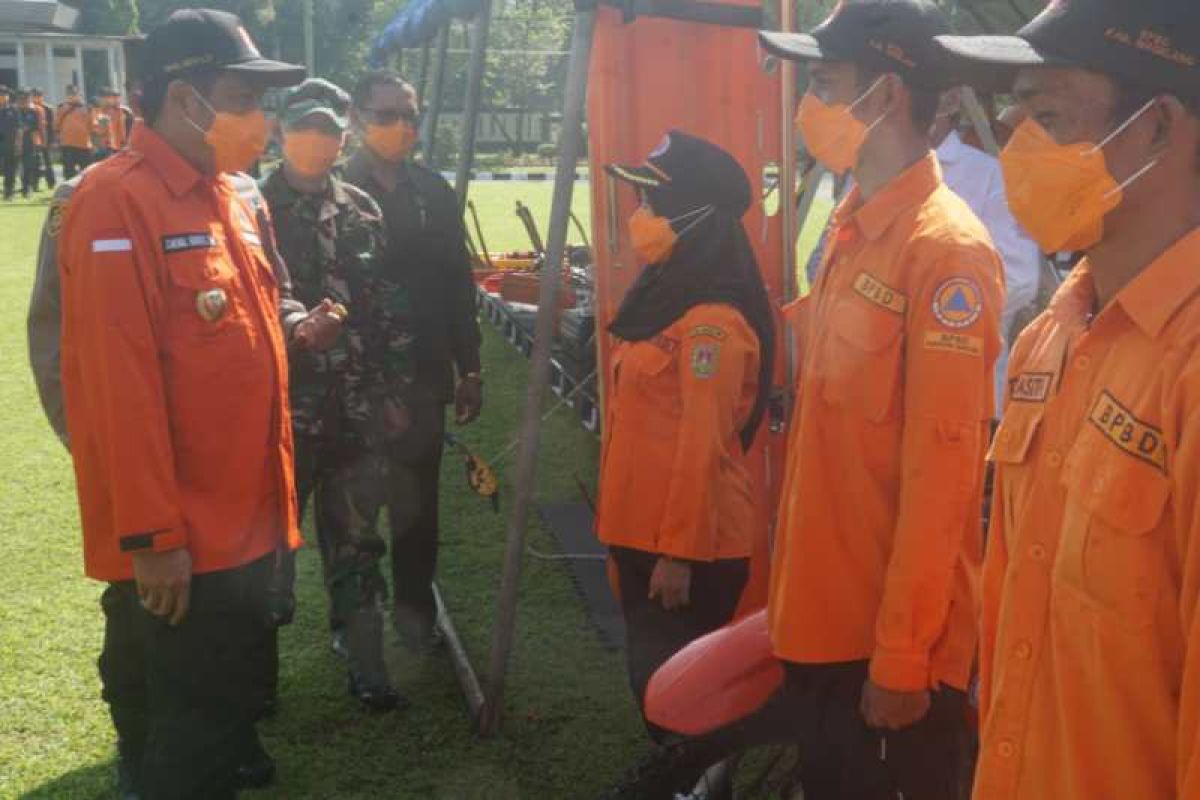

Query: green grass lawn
<box><xmin>0</xmin><ymin>177</ymin><xmax>827</xmax><ymax>800</ymax></box>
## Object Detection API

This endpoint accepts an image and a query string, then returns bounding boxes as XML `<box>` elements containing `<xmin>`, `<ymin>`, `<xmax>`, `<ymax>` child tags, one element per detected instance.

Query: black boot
<box><xmin>345</xmin><ymin>607</ymin><xmax>405</xmax><ymax>712</ymax></box>
<box><xmin>232</xmin><ymin>728</ymin><xmax>276</xmax><ymax>790</ymax></box>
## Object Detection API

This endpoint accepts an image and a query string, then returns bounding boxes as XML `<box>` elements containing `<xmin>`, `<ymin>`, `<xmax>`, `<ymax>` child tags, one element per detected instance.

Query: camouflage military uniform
<box><xmin>260</xmin><ymin>165</ymin><xmax>413</xmax><ymax>626</ymax></box>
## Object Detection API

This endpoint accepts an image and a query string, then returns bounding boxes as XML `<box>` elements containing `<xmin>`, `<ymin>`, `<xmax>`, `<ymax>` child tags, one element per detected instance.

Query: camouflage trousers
<box><xmin>294</xmin><ymin>434</ymin><xmax>389</xmax><ymax>629</ymax></box>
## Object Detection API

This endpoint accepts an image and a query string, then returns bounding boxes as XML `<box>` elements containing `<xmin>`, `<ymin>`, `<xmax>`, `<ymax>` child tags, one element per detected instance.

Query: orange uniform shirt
<box><xmin>597</xmin><ymin>303</ymin><xmax>762</xmax><ymax>562</ymax></box>
<box><xmin>769</xmin><ymin>154</ymin><xmax>1004</xmax><ymax>692</ymax></box>
<box><xmin>31</xmin><ymin>102</ymin><xmax>47</xmax><ymax>147</ymax></box>
<box><xmin>976</xmin><ymin>230</ymin><xmax>1200</xmax><ymax>800</ymax></box>
<box><xmin>57</xmin><ymin>102</ymin><xmax>94</xmax><ymax>149</ymax></box>
<box><xmin>59</xmin><ymin>124</ymin><xmax>300</xmax><ymax>582</ymax></box>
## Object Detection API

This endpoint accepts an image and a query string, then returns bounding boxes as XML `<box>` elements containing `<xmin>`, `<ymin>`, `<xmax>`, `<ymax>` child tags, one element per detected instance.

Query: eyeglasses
<box><xmin>360</xmin><ymin>107</ymin><xmax>419</xmax><ymax>126</ymax></box>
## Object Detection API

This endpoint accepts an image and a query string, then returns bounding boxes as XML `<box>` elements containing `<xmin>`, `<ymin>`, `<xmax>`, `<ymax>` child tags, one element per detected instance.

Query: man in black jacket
<box><xmin>344</xmin><ymin>70</ymin><xmax>483</xmax><ymax>652</ymax></box>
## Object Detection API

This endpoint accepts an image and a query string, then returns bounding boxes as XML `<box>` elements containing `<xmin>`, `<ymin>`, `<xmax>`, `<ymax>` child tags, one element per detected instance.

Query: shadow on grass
<box><xmin>19</xmin><ymin>761</ymin><xmax>115</xmax><ymax>800</ymax></box>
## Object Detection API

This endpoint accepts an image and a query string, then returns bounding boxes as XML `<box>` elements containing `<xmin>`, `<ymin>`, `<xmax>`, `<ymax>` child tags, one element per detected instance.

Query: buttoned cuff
<box><xmin>869</xmin><ymin>648</ymin><xmax>931</xmax><ymax>693</ymax></box>
<box><xmin>119</xmin><ymin>528</ymin><xmax>187</xmax><ymax>554</ymax></box>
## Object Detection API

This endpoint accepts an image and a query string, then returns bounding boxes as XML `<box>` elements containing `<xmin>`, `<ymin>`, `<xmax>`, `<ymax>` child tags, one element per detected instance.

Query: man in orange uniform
<box><xmin>938</xmin><ymin>2</ymin><xmax>1200</xmax><ymax>797</ymax></box>
<box><xmin>759</xmin><ymin>2</ymin><xmax>1002</xmax><ymax>795</ymax></box>
<box><xmin>605</xmin><ymin>4</ymin><xmax>1003</xmax><ymax>798</ymax></box>
<box><xmin>56</xmin><ymin>84</ymin><xmax>94</xmax><ymax>179</ymax></box>
<box><xmin>57</xmin><ymin>9</ymin><xmax>306</xmax><ymax>799</ymax></box>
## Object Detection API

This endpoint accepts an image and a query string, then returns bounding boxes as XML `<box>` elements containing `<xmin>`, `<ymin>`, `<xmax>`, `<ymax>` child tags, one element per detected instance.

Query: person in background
<box><xmin>92</xmin><ymin>88</ymin><xmax>130</xmax><ymax>159</ymax></box>
<box><xmin>939</xmin><ymin>1</ymin><xmax>1200</xmax><ymax>797</ymax></box>
<box><xmin>56</xmin><ymin>85</ymin><xmax>94</xmax><ymax>179</ymax></box>
<box><xmin>90</xmin><ymin>96</ymin><xmax>113</xmax><ymax>160</ymax></box>
<box><xmin>0</xmin><ymin>85</ymin><xmax>18</xmax><ymax>200</ymax></box>
<box><xmin>597</xmin><ymin>130</ymin><xmax>776</xmax><ymax>732</ymax></box>
<box><xmin>929</xmin><ymin>86</ymin><xmax>1041</xmax><ymax>408</ymax></box>
<box><xmin>54</xmin><ymin>8</ymin><xmax>309</xmax><ymax>798</ymax></box>
<box><xmin>8</xmin><ymin>90</ymin><xmax>39</xmax><ymax>198</ymax></box>
<box><xmin>344</xmin><ymin>70</ymin><xmax>483</xmax><ymax>653</ymax></box>
<box><xmin>260</xmin><ymin>77</ymin><xmax>416</xmax><ymax>712</ymax></box>
<box><xmin>30</xmin><ymin>88</ymin><xmax>55</xmax><ymax>191</ymax></box>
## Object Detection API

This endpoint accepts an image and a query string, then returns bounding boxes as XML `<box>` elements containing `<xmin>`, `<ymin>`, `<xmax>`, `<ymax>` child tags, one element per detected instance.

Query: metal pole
<box><xmin>477</xmin><ymin>6</ymin><xmax>596</xmax><ymax>738</ymax></box>
<box><xmin>303</xmin><ymin>0</ymin><xmax>315</xmax><ymax>75</ymax></box>
<box><xmin>434</xmin><ymin>583</ymin><xmax>486</xmax><ymax>720</ymax></box>
<box><xmin>416</xmin><ymin>42</ymin><xmax>433</xmax><ymax>100</ymax></box>
<box><xmin>73</xmin><ymin>44</ymin><xmax>84</xmax><ymax>99</ymax></box>
<box><xmin>421</xmin><ymin>24</ymin><xmax>451</xmax><ymax>167</ymax></box>
<box><xmin>454</xmin><ymin>0</ymin><xmax>494</xmax><ymax>207</ymax></box>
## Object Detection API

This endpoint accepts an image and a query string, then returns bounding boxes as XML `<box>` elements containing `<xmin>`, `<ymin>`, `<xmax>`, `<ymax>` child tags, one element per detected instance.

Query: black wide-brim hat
<box><xmin>758</xmin><ymin>0</ymin><xmax>953</xmax><ymax>90</ymax></box>
<box><xmin>142</xmin><ymin>8</ymin><xmax>306</xmax><ymax>88</ymax></box>
<box><xmin>605</xmin><ymin>130</ymin><xmax>753</xmax><ymax>217</ymax></box>
<box><xmin>937</xmin><ymin>0</ymin><xmax>1200</xmax><ymax>100</ymax></box>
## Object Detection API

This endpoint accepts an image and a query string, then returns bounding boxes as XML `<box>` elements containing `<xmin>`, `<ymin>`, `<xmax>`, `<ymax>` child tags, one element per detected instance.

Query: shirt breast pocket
<box><xmin>629</xmin><ymin>342</ymin><xmax>681</xmax><ymax>421</ymax></box>
<box><xmin>1056</xmin><ymin>429</ymin><xmax>1171</xmax><ymax>632</ymax></box>
<box><xmin>819</xmin><ymin>298</ymin><xmax>904</xmax><ymax>423</ymax></box>
<box><xmin>164</xmin><ymin>247</ymin><xmax>251</xmax><ymax>344</ymax></box>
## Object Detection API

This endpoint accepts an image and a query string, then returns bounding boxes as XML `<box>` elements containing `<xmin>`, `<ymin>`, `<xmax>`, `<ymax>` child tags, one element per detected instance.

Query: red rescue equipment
<box><xmin>643</xmin><ymin>609</ymin><xmax>784</xmax><ymax>736</ymax></box>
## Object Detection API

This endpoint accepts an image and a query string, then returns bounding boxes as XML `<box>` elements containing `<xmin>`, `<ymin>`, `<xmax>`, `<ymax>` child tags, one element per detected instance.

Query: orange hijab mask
<box><xmin>628</xmin><ymin>204</ymin><xmax>715</xmax><ymax>265</ymax></box>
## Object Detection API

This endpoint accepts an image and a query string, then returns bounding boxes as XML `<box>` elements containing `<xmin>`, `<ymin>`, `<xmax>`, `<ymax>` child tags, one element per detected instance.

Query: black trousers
<box><xmin>2</xmin><ymin>149</ymin><xmax>34</xmax><ymax>197</ymax></box>
<box><xmin>34</xmin><ymin>145</ymin><xmax>54</xmax><ymax>189</ymax></box>
<box><xmin>635</xmin><ymin>660</ymin><xmax>969</xmax><ymax>800</ymax></box>
<box><xmin>98</xmin><ymin>554</ymin><xmax>282</xmax><ymax>800</ymax></box>
<box><xmin>382</xmin><ymin>389</ymin><xmax>446</xmax><ymax>635</ymax></box>
<box><xmin>61</xmin><ymin>146</ymin><xmax>90</xmax><ymax>180</ymax></box>
<box><xmin>609</xmin><ymin>545</ymin><xmax>749</xmax><ymax>723</ymax></box>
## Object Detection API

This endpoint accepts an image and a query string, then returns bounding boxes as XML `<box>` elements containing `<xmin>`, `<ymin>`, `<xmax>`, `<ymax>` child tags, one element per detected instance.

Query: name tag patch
<box><xmin>1088</xmin><ymin>390</ymin><xmax>1167</xmax><ymax>473</ymax></box>
<box><xmin>1011</xmin><ymin>372</ymin><xmax>1053</xmax><ymax>403</ymax></box>
<box><xmin>853</xmin><ymin>272</ymin><xmax>907</xmax><ymax>315</ymax></box>
<box><xmin>924</xmin><ymin>331</ymin><xmax>982</xmax><ymax>356</ymax></box>
<box><xmin>163</xmin><ymin>233</ymin><xmax>217</xmax><ymax>254</ymax></box>
<box><xmin>690</xmin><ymin>325</ymin><xmax>728</xmax><ymax>340</ymax></box>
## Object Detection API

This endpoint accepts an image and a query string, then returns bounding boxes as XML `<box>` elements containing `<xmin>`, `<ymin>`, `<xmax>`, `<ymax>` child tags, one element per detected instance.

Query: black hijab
<box><xmin>608</xmin><ymin>137</ymin><xmax>776</xmax><ymax>452</ymax></box>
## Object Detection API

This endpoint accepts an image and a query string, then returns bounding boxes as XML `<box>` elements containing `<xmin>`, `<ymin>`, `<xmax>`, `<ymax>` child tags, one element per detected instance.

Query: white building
<box><xmin>0</xmin><ymin>0</ymin><xmax>130</xmax><ymax>106</ymax></box>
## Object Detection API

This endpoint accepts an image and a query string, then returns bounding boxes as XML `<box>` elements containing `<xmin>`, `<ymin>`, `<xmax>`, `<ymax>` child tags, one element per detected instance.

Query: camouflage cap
<box><xmin>283</xmin><ymin>78</ymin><xmax>351</xmax><ymax>131</ymax></box>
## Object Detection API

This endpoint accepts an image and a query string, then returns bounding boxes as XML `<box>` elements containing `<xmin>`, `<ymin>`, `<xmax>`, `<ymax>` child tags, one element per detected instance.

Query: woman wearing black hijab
<box><xmin>595</xmin><ymin>130</ymin><xmax>777</xmax><ymax>728</ymax></box>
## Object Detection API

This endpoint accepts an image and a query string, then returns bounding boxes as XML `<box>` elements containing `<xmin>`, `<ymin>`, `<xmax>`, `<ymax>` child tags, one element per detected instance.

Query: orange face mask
<box><xmin>187</xmin><ymin>90</ymin><xmax>270</xmax><ymax>174</ymax></box>
<box><xmin>628</xmin><ymin>204</ymin><xmax>714</xmax><ymax>265</ymax></box>
<box><xmin>283</xmin><ymin>129</ymin><xmax>343</xmax><ymax>179</ymax></box>
<box><xmin>365</xmin><ymin>121</ymin><xmax>417</xmax><ymax>163</ymax></box>
<box><xmin>999</xmin><ymin>101</ymin><xmax>1159</xmax><ymax>253</ymax></box>
<box><xmin>795</xmin><ymin>78</ymin><xmax>886</xmax><ymax>175</ymax></box>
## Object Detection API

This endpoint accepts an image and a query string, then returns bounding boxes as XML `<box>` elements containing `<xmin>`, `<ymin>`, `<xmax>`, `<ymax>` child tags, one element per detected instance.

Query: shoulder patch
<box><xmin>1088</xmin><ymin>390</ymin><xmax>1167</xmax><ymax>473</ymax></box>
<box><xmin>924</xmin><ymin>331</ymin><xmax>983</xmax><ymax>357</ymax></box>
<box><xmin>853</xmin><ymin>272</ymin><xmax>907</xmax><ymax>314</ymax></box>
<box><xmin>47</xmin><ymin>197</ymin><xmax>67</xmax><ymax>238</ymax></box>
<box><xmin>691</xmin><ymin>343</ymin><xmax>720</xmax><ymax>379</ymax></box>
<box><xmin>931</xmin><ymin>277</ymin><xmax>984</xmax><ymax>329</ymax></box>
<box><xmin>689</xmin><ymin>324</ymin><xmax>728</xmax><ymax>340</ymax></box>
<box><xmin>1011</xmin><ymin>372</ymin><xmax>1053</xmax><ymax>403</ymax></box>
